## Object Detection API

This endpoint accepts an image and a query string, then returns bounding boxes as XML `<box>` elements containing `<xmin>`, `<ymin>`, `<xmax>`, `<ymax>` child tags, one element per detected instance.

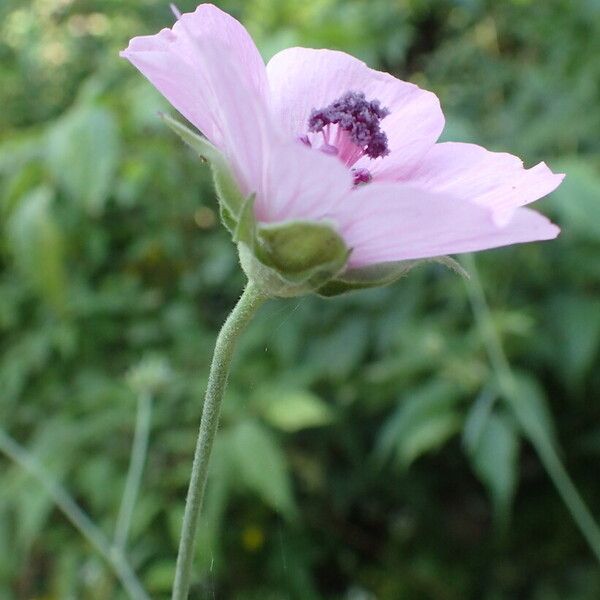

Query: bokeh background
<box><xmin>1</xmin><ymin>0</ymin><xmax>600</xmax><ymax>598</ymax></box>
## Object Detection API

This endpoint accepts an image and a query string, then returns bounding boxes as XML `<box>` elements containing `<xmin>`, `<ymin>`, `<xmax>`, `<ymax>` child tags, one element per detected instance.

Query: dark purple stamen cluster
<box><xmin>308</xmin><ymin>91</ymin><xmax>390</xmax><ymax>159</ymax></box>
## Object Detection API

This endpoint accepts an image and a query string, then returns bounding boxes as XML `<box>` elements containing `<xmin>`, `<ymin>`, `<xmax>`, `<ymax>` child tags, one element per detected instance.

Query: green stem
<box><xmin>171</xmin><ymin>282</ymin><xmax>267</xmax><ymax>600</ymax></box>
<box><xmin>463</xmin><ymin>253</ymin><xmax>600</xmax><ymax>563</ymax></box>
<box><xmin>114</xmin><ymin>391</ymin><xmax>153</xmax><ymax>552</ymax></box>
<box><xmin>0</xmin><ymin>428</ymin><xmax>149</xmax><ymax>600</ymax></box>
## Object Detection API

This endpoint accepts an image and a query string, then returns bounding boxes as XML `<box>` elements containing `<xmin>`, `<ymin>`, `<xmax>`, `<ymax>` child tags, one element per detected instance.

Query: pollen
<box><xmin>308</xmin><ymin>91</ymin><xmax>390</xmax><ymax>160</ymax></box>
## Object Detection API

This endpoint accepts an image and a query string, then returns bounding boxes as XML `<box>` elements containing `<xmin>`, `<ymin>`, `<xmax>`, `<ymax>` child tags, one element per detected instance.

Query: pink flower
<box><xmin>121</xmin><ymin>3</ymin><xmax>563</xmax><ymax>272</ymax></box>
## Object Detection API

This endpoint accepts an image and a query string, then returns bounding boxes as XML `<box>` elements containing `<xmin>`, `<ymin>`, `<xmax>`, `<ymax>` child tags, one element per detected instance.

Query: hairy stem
<box><xmin>0</xmin><ymin>428</ymin><xmax>149</xmax><ymax>600</ymax></box>
<box><xmin>171</xmin><ymin>282</ymin><xmax>267</xmax><ymax>600</ymax></box>
<box><xmin>114</xmin><ymin>391</ymin><xmax>153</xmax><ymax>552</ymax></box>
<box><xmin>463</xmin><ymin>253</ymin><xmax>600</xmax><ymax>563</ymax></box>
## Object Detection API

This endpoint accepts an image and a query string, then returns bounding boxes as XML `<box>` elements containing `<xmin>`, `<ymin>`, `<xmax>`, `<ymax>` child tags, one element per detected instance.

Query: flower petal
<box><xmin>407</xmin><ymin>142</ymin><xmax>565</xmax><ymax>225</ymax></box>
<box><xmin>120</xmin><ymin>4</ymin><xmax>268</xmax><ymax>148</ymax></box>
<box><xmin>333</xmin><ymin>183</ymin><xmax>559</xmax><ymax>268</ymax></box>
<box><xmin>255</xmin><ymin>142</ymin><xmax>353</xmax><ymax>223</ymax></box>
<box><xmin>266</xmin><ymin>48</ymin><xmax>444</xmax><ymax>176</ymax></box>
<box><xmin>122</xmin><ymin>6</ymin><xmax>273</xmax><ymax>199</ymax></box>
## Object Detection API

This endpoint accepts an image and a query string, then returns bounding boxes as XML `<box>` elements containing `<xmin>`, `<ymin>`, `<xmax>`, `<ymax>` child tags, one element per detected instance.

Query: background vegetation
<box><xmin>1</xmin><ymin>0</ymin><xmax>599</xmax><ymax>598</ymax></box>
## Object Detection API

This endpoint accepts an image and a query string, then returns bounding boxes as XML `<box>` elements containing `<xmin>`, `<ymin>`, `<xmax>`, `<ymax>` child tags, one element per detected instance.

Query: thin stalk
<box><xmin>463</xmin><ymin>252</ymin><xmax>600</xmax><ymax>563</ymax></box>
<box><xmin>171</xmin><ymin>282</ymin><xmax>267</xmax><ymax>600</ymax></box>
<box><xmin>114</xmin><ymin>391</ymin><xmax>153</xmax><ymax>552</ymax></box>
<box><xmin>0</xmin><ymin>428</ymin><xmax>150</xmax><ymax>600</ymax></box>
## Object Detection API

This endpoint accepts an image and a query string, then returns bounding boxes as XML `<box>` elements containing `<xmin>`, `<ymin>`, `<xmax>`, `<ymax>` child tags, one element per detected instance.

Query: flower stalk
<box><xmin>171</xmin><ymin>282</ymin><xmax>267</xmax><ymax>600</ymax></box>
<box><xmin>463</xmin><ymin>253</ymin><xmax>600</xmax><ymax>563</ymax></box>
<box><xmin>114</xmin><ymin>391</ymin><xmax>153</xmax><ymax>553</ymax></box>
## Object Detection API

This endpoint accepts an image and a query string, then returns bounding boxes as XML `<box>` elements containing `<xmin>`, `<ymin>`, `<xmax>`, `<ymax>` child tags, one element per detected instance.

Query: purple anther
<box><xmin>308</xmin><ymin>91</ymin><xmax>390</xmax><ymax>160</ymax></box>
<box><xmin>352</xmin><ymin>168</ymin><xmax>372</xmax><ymax>185</ymax></box>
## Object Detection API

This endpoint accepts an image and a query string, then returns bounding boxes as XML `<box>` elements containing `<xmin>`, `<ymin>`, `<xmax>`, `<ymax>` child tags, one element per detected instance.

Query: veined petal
<box><xmin>173</xmin><ymin>4</ymin><xmax>268</xmax><ymax>98</ymax></box>
<box><xmin>186</xmin><ymin>39</ymin><xmax>272</xmax><ymax>199</ymax></box>
<box><xmin>122</xmin><ymin>27</ymin><xmax>222</xmax><ymax>143</ymax></box>
<box><xmin>255</xmin><ymin>142</ymin><xmax>353</xmax><ymax>223</ymax></box>
<box><xmin>120</xmin><ymin>4</ymin><xmax>268</xmax><ymax>150</ymax></box>
<box><xmin>122</xmin><ymin>5</ymin><xmax>273</xmax><ymax>199</ymax></box>
<box><xmin>333</xmin><ymin>183</ymin><xmax>559</xmax><ymax>268</ymax></box>
<box><xmin>266</xmin><ymin>48</ymin><xmax>444</xmax><ymax>177</ymax></box>
<box><xmin>407</xmin><ymin>142</ymin><xmax>565</xmax><ymax>225</ymax></box>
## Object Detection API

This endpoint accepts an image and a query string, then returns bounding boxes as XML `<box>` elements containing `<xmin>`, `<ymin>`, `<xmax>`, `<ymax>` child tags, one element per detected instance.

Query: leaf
<box><xmin>462</xmin><ymin>388</ymin><xmax>497</xmax><ymax>452</ymax></box>
<box><xmin>6</xmin><ymin>187</ymin><xmax>68</xmax><ymax>310</ymax></box>
<box><xmin>548</xmin><ymin>295</ymin><xmax>600</xmax><ymax>385</ymax></box>
<box><xmin>306</xmin><ymin>318</ymin><xmax>370</xmax><ymax>380</ymax></box>
<box><xmin>547</xmin><ymin>159</ymin><xmax>600</xmax><ymax>241</ymax></box>
<box><xmin>464</xmin><ymin>402</ymin><xmax>519</xmax><ymax>525</ymax></box>
<box><xmin>256</xmin><ymin>388</ymin><xmax>335</xmax><ymax>432</ymax></box>
<box><xmin>376</xmin><ymin>380</ymin><xmax>462</xmax><ymax>468</ymax></box>
<box><xmin>145</xmin><ymin>560</ymin><xmax>176</xmax><ymax>594</ymax></box>
<box><xmin>47</xmin><ymin>106</ymin><xmax>120</xmax><ymax>215</ymax></box>
<box><xmin>225</xmin><ymin>420</ymin><xmax>296</xmax><ymax>519</ymax></box>
<box><xmin>506</xmin><ymin>371</ymin><xmax>557</xmax><ymax>451</ymax></box>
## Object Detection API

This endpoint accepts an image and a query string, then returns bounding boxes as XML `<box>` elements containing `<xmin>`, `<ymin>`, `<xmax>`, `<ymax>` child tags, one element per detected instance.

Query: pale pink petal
<box><xmin>122</xmin><ymin>6</ymin><xmax>273</xmax><ymax>198</ymax></box>
<box><xmin>266</xmin><ymin>48</ymin><xmax>444</xmax><ymax>177</ymax></box>
<box><xmin>186</xmin><ymin>39</ymin><xmax>272</xmax><ymax>198</ymax></box>
<box><xmin>172</xmin><ymin>4</ymin><xmax>268</xmax><ymax>99</ymax></box>
<box><xmin>333</xmin><ymin>183</ymin><xmax>559</xmax><ymax>268</ymax></box>
<box><xmin>255</xmin><ymin>142</ymin><xmax>353</xmax><ymax>223</ymax></box>
<box><xmin>121</xmin><ymin>4</ymin><xmax>268</xmax><ymax>149</ymax></box>
<box><xmin>407</xmin><ymin>142</ymin><xmax>565</xmax><ymax>225</ymax></box>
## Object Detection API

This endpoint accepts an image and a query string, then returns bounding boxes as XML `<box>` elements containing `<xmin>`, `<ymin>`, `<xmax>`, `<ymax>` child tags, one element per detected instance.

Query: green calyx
<box><xmin>240</xmin><ymin>220</ymin><xmax>350</xmax><ymax>297</ymax></box>
<box><xmin>162</xmin><ymin>115</ymin><xmax>350</xmax><ymax>297</ymax></box>
<box><xmin>160</xmin><ymin>114</ymin><xmax>244</xmax><ymax>234</ymax></box>
<box><xmin>162</xmin><ymin>115</ymin><xmax>469</xmax><ymax>298</ymax></box>
<box><xmin>317</xmin><ymin>256</ymin><xmax>469</xmax><ymax>297</ymax></box>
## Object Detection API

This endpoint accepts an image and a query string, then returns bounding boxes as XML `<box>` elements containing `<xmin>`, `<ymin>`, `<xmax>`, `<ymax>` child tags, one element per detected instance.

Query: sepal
<box><xmin>317</xmin><ymin>256</ymin><xmax>469</xmax><ymax>297</ymax></box>
<box><xmin>160</xmin><ymin>114</ymin><xmax>244</xmax><ymax>233</ymax></box>
<box><xmin>233</xmin><ymin>194</ymin><xmax>257</xmax><ymax>245</ymax></box>
<box><xmin>239</xmin><ymin>221</ymin><xmax>349</xmax><ymax>298</ymax></box>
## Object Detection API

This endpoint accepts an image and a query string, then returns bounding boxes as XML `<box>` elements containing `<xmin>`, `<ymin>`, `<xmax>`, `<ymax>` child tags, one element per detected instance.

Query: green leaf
<box><xmin>548</xmin><ymin>295</ymin><xmax>600</xmax><ymax>385</ymax></box>
<box><xmin>47</xmin><ymin>106</ymin><xmax>120</xmax><ymax>216</ymax></box>
<box><xmin>225</xmin><ymin>420</ymin><xmax>296</xmax><ymax>519</ymax></box>
<box><xmin>376</xmin><ymin>380</ymin><xmax>462</xmax><ymax>468</ymax></box>
<box><xmin>145</xmin><ymin>560</ymin><xmax>176</xmax><ymax>594</ymax></box>
<box><xmin>256</xmin><ymin>387</ymin><xmax>334</xmax><ymax>432</ymax></box>
<box><xmin>464</xmin><ymin>399</ymin><xmax>519</xmax><ymax>525</ymax></box>
<box><xmin>507</xmin><ymin>371</ymin><xmax>557</xmax><ymax>450</ymax></box>
<box><xmin>462</xmin><ymin>388</ymin><xmax>497</xmax><ymax>451</ymax></box>
<box><xmin>6</xmin><ymin>187</ymin><xmax>68</xmax><ymax>310</ymax></box>
<box><xmin>306</xmin><ymin>318</ymin><xmax>370</xmax><ymax>380</ymax></box>
<box><xmin>547</xmin><ymin>159</ymin><xmax>600</xmax><ymax>241</ymax></box>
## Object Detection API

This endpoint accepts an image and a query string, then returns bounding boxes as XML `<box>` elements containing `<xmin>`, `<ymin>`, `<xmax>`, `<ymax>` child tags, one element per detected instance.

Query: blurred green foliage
<box><xmin>1</xmin><ymin>0</ymin><xmax>600</xmax><ymax>598</ymax></box>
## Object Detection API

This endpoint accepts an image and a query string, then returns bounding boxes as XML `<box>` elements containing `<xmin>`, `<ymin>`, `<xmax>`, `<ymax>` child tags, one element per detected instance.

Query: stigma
<box><xmin>307</xmin><ymin>91</ymin><xmax>390</xmax><ymax>177</ymax></box>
